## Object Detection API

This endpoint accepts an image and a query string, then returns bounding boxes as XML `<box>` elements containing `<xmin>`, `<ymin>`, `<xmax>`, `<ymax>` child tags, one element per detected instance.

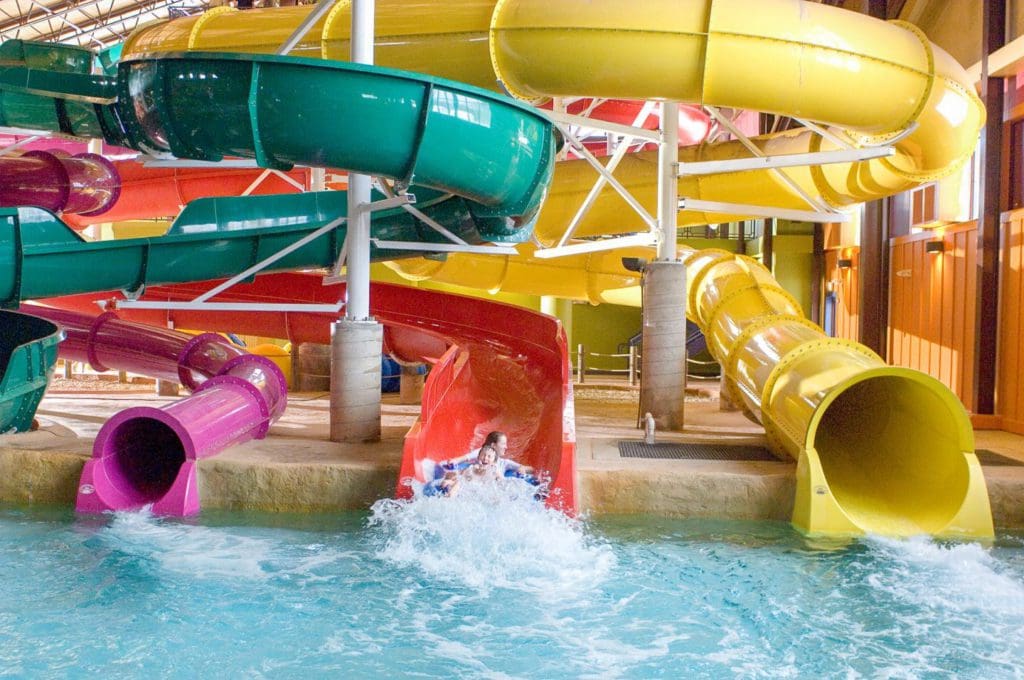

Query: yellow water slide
<box><xmin>120</xmin><ymin>0</ymin><xmax>993</xmax><ymax>537</ymax></box>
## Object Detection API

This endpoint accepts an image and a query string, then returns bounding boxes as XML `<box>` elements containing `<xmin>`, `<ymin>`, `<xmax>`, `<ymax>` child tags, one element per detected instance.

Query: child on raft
<box><xmin>422</xmin><ymin>431</ymin><xmax>544</xmax><ymax>498</ymax></box>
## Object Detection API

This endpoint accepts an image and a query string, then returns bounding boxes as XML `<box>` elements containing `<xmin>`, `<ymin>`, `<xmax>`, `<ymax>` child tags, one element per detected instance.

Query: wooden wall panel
<box><xmin>888</xmin><ymin>224</ymin><xmax>977</xmax><ymax>412</ymax></box>
<box><xmin>999</xmin><ymin>212</ymin><xmax>1024</xmax><ymax>431</ymax></box>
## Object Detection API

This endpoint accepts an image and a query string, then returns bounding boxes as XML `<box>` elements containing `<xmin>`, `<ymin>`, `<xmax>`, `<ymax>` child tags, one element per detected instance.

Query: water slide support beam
<box><xmin>552</xmin><ymin>121</ymin><xmax>658</xmax><ymax>232</ymax></box>
<box><xmin>705</xmin><ymin>106</ymin><xmax>831</xmax><ymax>215</ymax></box>
<box><xmin>657</xmin><ymin>101</ymin><xmax>679</xmax><ymax>261</ymax></box>
<box><xmin>677</xmin><ymin>146</ymin><xmax>895</xmax><ymax>175</ymax></box>
<box><xmin>276</xmin><ymin>0</ymin><xmax>339</xmax><ymax>56</ymax></box>
<box><xmin>0</xmin><ymin>135</ymin><xmax>41</xmax><ymax>157</ymax></box>
<box><xmin>332</xmin><ymin>0</ymin><xmax>383</xmax><ymax>443</ymax></box>
<box><xmin>550</xmin><ymin>101</ymin><xmax>657</xmax><ymax>249</ymax></box>
<box><xmin>346</xmin><ymin>0</ymin><xmax>374</xmax><ymax>322</ymax></box>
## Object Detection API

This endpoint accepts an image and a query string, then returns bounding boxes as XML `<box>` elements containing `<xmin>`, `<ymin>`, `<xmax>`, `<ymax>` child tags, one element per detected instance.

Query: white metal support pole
<box><xmin>346</xmin><ymin>0</ymin><xmax>374</xmax><ymax>322</ymax></box>
<box><xmin>0</xmin><ymin>135</ymin><xmax>41</xmax><ymax>157</ymax></box>
<box><xmin>311</xmin><ymin>168</ymin><xmax>326</xmax><ymax>192</ymax></box>
<box><xmin>331</xmin><ymin>0</ymin><xmax>382</xmax><ymax>444</ymax></box>
<box><xmin>640</xmin><ymin>101</ymin><xmax>687</xmax><ymax>431</ymax></box>
<box><xmin>657</xmin><ymin>102</ymin><xmax>679</xmax><ymax>260</ymax></box>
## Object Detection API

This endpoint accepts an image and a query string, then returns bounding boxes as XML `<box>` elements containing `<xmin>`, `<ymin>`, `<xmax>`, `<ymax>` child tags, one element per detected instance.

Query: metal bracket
<box><xmin>110</xmin><ymin>216</ymin><xmax>352</xmax><ymax>313</ymax></box>
<box><xmin>546</xmin><ymin>110</ymin><xmax>661</xmax><ymax>143</ymax></box>
<box><xmin>330</xmin><ymin>186</ymin><xmax>415</xmax><ymax>278</ymax></box>
<box><xmin>546</xmin><ymin>101</ymin><xmax>659</xmax><ymax>250</ymax></box>
<box><xmin>120</xmin><ymin>283</ymin><xmax>145</xmax><ymax>301</ymax></box>
<box><xmin>373</xmin><ymin>179</ymin><xmax>472</xmax><ymax>246</ymax></box>
<box><xmin>358</xmin><ymin>193</ymin><xmax>416</xmax><ymax>215</ymax></box>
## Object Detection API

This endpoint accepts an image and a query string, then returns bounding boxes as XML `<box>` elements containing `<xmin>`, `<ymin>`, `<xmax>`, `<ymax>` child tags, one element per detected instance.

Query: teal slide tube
<box><xmin>0</xmin><ymin>42</ymin><xmax>556</xmax><ymax>238</ymax></box>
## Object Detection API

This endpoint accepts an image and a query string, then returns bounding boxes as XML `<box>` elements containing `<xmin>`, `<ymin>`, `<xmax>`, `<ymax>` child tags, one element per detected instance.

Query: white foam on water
<box><xmin>853</xmin><ymin>535</ymin><xmax>1024</xmax><ymax>674</ymax></box>
<box><xmin>701</xmin><ymin>626</ymin><xmax>799</xmax><ymax>679</ymax></box>
<box><xmin>368</xmin><ymin>476</ymin><xmax>615</xmax><ymax>596</ymax></box>
<box><xmin>97</xmin><ymin>509</ymin><xmax>353</xmax><ymax>584</ymax></box>
<box><xmin>864</xmin><ymin>535</ymin><xmax>1024</xmax><ymax>617</ymax></box>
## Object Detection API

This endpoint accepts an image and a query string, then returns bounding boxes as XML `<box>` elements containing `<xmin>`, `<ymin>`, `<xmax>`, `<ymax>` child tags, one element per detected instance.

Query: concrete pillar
<box><xmin>330</xmin><ymin>319</ymin><xmax>383</xmax><ymax>443</ymax></box>
<box><xmin>296</xmin><ymin>343</ymin><xmax>331</xmax><ymax>392</ymax></box>
<box><xmin>399</xmin><ymin>365</ymin><xmax>425</xmax><ymax>405</ymax></box>
<box><xmin>156</xmin><ymin>379</ymin><xmax>179</xmax><ymax>397</ymax></box>
<box><xmin>289</xmin><ymin>341</ymin><xmax>301</xmax><ymax>389</ymax></box>
<box><xmin>639</xmin><ymin>260</ymin><xmax>687</xmax><ymax>431</ymax></box>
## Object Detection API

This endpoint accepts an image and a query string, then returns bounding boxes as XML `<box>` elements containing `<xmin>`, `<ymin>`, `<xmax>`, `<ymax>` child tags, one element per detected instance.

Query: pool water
<box><xmin>2</xmin><ymin>482</ymin><xmax>1023</xmax><ymax>678</ymax></box>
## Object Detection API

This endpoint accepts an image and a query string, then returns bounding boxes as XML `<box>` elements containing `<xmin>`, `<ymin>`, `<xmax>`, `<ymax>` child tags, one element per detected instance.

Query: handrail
<box><xmin>572</xmin><ymin>343</ymin><xmax>721</xmax><ymax>385</ymax></box>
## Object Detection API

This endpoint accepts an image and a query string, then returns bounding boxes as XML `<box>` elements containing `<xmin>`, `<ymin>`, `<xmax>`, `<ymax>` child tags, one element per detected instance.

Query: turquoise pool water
<box><xmin>2</xmin><ymin>484</ymin><xmax>1023</xmax><ymax>678</ymax></box>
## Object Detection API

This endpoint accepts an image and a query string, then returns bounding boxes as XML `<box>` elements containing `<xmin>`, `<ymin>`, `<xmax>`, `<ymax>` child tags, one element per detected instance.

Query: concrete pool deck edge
<box><xmin>2</xmin><ymin>386</ymin><xmax>1023</xmax><ymax>529</ymax></box>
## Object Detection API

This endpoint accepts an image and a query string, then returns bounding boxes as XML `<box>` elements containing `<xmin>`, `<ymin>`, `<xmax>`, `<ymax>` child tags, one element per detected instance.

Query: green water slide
<box><xmin>0</xmin><ymin>40</ymin><xmax>556</xmax><ymax>237</ymax></box>
<box><xmin>0</xmin><ymin>310</ymin><xmax>61</xmax><ymax>434</ymax></box>
<box><xmin>0</xmin><ymin>189</ymin><xmax>501</xmax><ymax>303</ymax></box>
<box><xmin>0</xmin><ymin>39</ymin><xmax>556</xmax><ymax>428</ymax></box>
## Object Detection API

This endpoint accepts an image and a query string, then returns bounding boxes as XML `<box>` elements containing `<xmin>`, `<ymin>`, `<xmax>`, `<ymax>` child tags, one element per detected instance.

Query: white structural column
<box><xmin>639</xmin><ymin>102</ymin><xmax>687</xmax><ymax>431</ymax></box>
<box><xmin>311</xmin><ymin>168</ymin><xmax>326</xmax><ymax>192</ymax></box>
<box><xmin>656</xmin><ymin>102</ymin><xmax>680</xmax><ymax>260</ymax></box>
<box><xmin>331</xmin><ymin>0</ymin><xmax>383</xmax><ymax>443</ymax></box>
<box><xmin>346</xmin><ymin>0</ymin><xmax>374</xmax><ymax>321</ymax></box>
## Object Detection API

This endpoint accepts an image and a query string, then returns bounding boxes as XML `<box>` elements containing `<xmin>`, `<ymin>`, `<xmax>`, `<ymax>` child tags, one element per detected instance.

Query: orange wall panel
<box><xmin>999</xmin><ymin>211</ymin><xmax>1024</xmax><ymax>430</ymax></box>
<box><xmin>888</xmin><ymin>224</ymin><xmax>977</xmax><ymax>412</ymax></box>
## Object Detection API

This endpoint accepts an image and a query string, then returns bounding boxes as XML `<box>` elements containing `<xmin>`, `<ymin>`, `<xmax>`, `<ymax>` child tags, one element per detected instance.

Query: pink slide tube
<box><xmin>0</xmin><ymin>150</ymin><xmax>121</xmax><ymax>216</ymax></box>
<box><xmin>26</xmin><ymin>306</ymin><xmax>287</xmax><ymax>515</ymax></box>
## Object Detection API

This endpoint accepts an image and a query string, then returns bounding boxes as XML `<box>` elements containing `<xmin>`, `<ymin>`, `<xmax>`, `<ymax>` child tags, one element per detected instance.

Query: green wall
<box><xmin>772</xmin><ymin>235</ymin><xmax>814</xmax><ymax>317</ymax></box>
<box><xmin>570</xmin><ymin>302</ymin><xmax>642</xmax><ymax>371</ymax></box>
<box><xmin>737</xmin><ymin>222</ymin><xmax>815</xmax><ymax>318</ymax></box>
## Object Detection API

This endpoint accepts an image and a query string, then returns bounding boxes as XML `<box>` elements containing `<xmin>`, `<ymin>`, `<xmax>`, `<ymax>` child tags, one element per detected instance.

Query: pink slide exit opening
<box><xmin>26</xmin><ymin>307</ymin><xmax>287</xmax><ymax>515</ymax></box>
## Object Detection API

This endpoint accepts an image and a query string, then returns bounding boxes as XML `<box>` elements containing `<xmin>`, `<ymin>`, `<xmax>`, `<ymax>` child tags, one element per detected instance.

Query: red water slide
<box><xmin>43</xmin><ymin>273</ymin><xmax>578</xmax><ymax>513</ymax></box>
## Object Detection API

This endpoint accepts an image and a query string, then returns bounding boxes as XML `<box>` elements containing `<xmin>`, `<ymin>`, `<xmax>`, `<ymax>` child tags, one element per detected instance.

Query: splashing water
<box><xmin>2</xmin><ymin>504</ymin><xmax>1024</xmax><ymax>677</ymax></box>
<box><xmin>368</xmin><ymin>476</ymin><xmax>615</xmax><ymax>595</ymax></box>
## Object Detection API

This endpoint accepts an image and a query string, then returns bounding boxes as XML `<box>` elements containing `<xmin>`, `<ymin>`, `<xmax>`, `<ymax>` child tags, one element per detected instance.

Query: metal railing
<box><xmin>572</xmin><ymin>344</ymin><xmax>722</xmax><ymax>384</ymax></box>
<box><xmin>679</xmin><ymin>219</ymin><xmax>762</xmax><ymax>241</ymax></box>
<box><xmin>573</xmin><ymin>344</ymin><xmax>640</xmax><ymax>385</ymax></box>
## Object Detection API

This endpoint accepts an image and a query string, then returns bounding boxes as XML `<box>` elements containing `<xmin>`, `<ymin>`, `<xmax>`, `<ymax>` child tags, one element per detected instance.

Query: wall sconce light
<box><xmin>837</xmin><ymin>258</ymin><xmax>853</xmax><ymax>269</ymax></box>
<box><xmin>925</xmin><ymin>240</ymin><xmax>945</xmax><ymax>255</ymax></box>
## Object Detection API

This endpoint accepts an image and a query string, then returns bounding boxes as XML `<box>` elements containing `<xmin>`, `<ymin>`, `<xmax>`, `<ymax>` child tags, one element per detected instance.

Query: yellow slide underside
<box><xmin>121</xmin><ymin>0</ymin><xmax>993</xmax><ymax>538</ymax></box>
